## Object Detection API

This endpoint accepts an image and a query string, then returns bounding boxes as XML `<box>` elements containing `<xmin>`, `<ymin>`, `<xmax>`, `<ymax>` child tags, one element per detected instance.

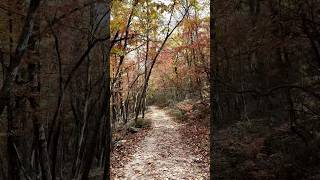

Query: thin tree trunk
<box><xmin>79</xmin><ymin>1</ymin><xmax>110</xmax><ymax>179</ymax></box>
<box><xmin>6</xmin><ymin>1</ymin><xmax>41</xmax><ymax>179</ymax></box>
<box><xmin>135</xmin><ymin>6</ymin><xmax>189</xmax><ymax>122</ymax></box>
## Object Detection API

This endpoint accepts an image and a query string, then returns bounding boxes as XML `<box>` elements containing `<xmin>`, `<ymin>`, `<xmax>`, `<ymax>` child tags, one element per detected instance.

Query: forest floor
<box><xmin>111</xmin><ymin>106</ymin><xmax>209</xmax><ymax>180</ymax></box>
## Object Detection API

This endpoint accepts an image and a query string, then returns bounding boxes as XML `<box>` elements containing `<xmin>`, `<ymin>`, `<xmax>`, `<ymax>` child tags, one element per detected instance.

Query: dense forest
<box><xmin>0</xmin><ymin>0</ymin><xmax>111</xmax><ymax>179</ymax></box>
<box><xmin>212</xmin><ymin>0</ymin><xmax>320</xmax><ymax>179</ymax></box>
<box><xmin>0</xmin><ymin>0</ymin><xmax>319</xmax><ymax>179</ymax></box>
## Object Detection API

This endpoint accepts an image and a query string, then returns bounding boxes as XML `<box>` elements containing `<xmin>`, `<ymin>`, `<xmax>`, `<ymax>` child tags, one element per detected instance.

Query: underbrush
<box><xmin>213</xmin><ymin>119</ymin><xmax>320</xmax><ymax>180</ymax></box>
<box><xmin>169</xmin><ymin>99</ymin><xmax>210</xmax><ymax>124</ymax></box>
<box><xmin>168</xmin><ymin>99</ymin><xmax>210</xmax><ymax>177</ymax></box>
<box><xmin>168</xmin><ymin>99</ymin><xmax>320</xmax><ymax>179</ymax></box>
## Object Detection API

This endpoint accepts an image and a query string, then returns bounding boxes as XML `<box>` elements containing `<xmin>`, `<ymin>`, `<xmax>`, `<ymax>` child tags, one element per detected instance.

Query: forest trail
<box><xmin>115</xmin><ymin>106</ymin><xmax>207</xmax><ymax>180</ymax></box>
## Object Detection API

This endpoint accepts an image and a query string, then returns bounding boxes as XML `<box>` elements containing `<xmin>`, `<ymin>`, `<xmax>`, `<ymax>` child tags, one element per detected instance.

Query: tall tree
<box><xmin>209</xmin><ymin>0</ymin><xmax>219</xmax><ymax>178</ymax></box>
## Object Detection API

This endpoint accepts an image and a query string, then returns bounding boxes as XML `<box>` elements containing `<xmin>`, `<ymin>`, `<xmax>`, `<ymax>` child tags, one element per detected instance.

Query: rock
<box><xmin>129</xmin><ymin>126</ymin><xmax>140</xmax><ymax>133</ymax></box>
<box><xmin>114</xmin><ymin>140</ymin><xmax>127</xmax><ymax>147</ymax></box>
<box><xmin>193</xmin><ymin>158</ymin><xmax>202</xmax><ymax>163</ymax></box>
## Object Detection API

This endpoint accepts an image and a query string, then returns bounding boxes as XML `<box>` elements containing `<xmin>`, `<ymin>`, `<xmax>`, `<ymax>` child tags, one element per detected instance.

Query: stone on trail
<box><xmin>129</xmin><ymin>126</ymin><xmax>140</xmax><ymax>133</ymax></box>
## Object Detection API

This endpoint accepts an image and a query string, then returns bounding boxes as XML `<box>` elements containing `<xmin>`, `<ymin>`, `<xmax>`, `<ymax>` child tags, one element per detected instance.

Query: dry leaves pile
<box><xmin>111</xmin><ymin>127</ymin><xmax>150</xmax><ymax>178</ymax></box>
<box><xmin>178</xmin><ymin>120</ymin><xmax>209</xmax><ymax>167</ymax></box>
<box><xmin>172</xmin><ymin>100</ymin><xmax>210</xmax><ymax>173</ymax></box>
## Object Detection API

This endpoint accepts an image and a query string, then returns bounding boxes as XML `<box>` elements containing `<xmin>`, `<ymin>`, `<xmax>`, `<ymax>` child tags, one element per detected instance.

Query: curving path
<box><xmin>114</xmin><ymin>106</ymin><xmax>208</xmax><ymax>180</ymax></box>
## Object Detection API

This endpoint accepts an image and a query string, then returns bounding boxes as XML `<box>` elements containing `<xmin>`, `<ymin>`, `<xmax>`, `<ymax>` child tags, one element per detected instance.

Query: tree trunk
<box><xmin>210</xmin><ymin>0</ymin><xmax>219</xmax><ymax>179</ymax></box>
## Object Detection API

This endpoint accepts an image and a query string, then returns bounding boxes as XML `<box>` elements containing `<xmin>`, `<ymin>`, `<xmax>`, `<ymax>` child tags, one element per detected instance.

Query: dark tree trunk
<box><xmin>210</xmin><ymin>0</ymin><xmax>220</xmax><ymax>179</ymax></box>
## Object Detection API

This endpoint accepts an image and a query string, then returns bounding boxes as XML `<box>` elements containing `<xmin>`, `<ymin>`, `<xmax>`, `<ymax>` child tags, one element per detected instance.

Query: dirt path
<box><xmin>115</xmin><ymin>106</ymin><xmax>208</xmax><ymax>180</ymax></box>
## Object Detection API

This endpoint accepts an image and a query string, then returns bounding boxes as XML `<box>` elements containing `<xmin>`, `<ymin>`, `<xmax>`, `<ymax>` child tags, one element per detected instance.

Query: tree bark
<box><xmin>210</xmin><ymin>0</ymin><xmax>220</xmax><ymax>179</ymax></box>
